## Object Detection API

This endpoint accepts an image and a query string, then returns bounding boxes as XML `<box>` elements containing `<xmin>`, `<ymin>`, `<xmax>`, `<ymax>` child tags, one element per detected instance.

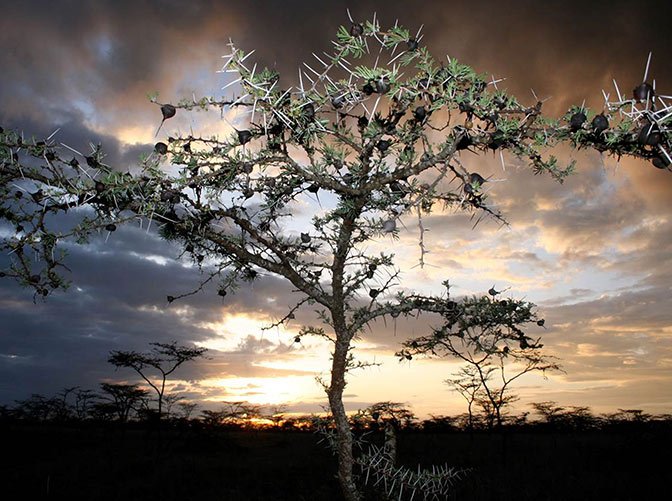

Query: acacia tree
<box><xmin>108</xmin><ymin>341</ymin><xmax>207</xmax><ymax>419</ymax></box>
<box><xmin>399</xmin><ymin>294</ymin><xmax>562</xmax><ymax>428</ymax></box>
<box><xmin>531</xmin><ymin>401</ymin><xmax>597</xmax><ymax>430</ymax></box>
<box><xmin>13</xmin><ymin>394</ymin><xmax>62</xmax><ymax>422</ymax></box>
<box><xmin>175</xmin><ymin>401</ymin><xmax>199</xmax><ymax>421</ymax></box>
<box><xmin>71</xmin><ymin>388</ymin><xmax>99</xmax><ymax>421</ymax></box>
<box><xmin>96</xmin><ymin>382</ymin><xmax>149</xmax><ymax>422</ymax></box>
<box><xmin>0</xmin><ymin>14</ymin><xmax>669</xmax><ymax>500</ymax></box>
<box><xmin>200</xmin><ymin>401</ymin><xmax>261</xmax><ymax>428</ymax></box>
<box><xmin>445</xmin><ymin>365</ymin><xmax>483</xmax><ymax>430</ymax></box>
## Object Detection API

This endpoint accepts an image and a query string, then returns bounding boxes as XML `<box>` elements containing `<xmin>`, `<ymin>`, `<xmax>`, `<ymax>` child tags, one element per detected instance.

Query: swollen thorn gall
<box><xmin>350</xmin><ymin>23</ymin><xmax>363</xmax><ymax>36</ymax></box>
<box><xmin>592</xmin><ymin>114</ymin><xmax>609</xmax><ymax>134</ymax></box>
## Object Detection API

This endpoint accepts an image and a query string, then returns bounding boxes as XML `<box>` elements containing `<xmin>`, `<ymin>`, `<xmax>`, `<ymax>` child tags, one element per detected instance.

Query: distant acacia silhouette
<box><xmin>4</xmin><ymin>387</ymin><xmax>671</xmax><ymax>437</ymax></box>
<box><xmin>398</xmin><ymin>294</ymin><xmax>561</xmax><ymax>429</ymax></box>
<box><xmin>108</xmin><ymin>341</ymin><xmax>207</xmax><ymax>420</ymax></box>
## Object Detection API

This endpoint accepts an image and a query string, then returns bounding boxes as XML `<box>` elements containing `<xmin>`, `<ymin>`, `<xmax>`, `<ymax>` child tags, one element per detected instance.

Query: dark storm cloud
<box><xmin>3</xmin><ymin>0</ymin><xmax>670</xmax><ymax>129</ymax></box>
<box><xmin>0</xmin><ymin>1</ymin><xmax>241</xmax><ymax>125</ymax></box>
<box><xmin>403</xmin><ymin>1</ymin><xmax>672</xmax><ymax>120</ymax></box>
<box><xmin>0</xmin><ymin>219</ymin><xmax>310</xmax><ymax>403</ymax></box>
<box><xmin>3</xmin><ymin>109</ymin><xmax>153</xmax><ymax>173</ymax></box>
<box><xmin>2</xmin><ymin>1</ymin><xmax>670</xmax><ymax>188</ymax></box>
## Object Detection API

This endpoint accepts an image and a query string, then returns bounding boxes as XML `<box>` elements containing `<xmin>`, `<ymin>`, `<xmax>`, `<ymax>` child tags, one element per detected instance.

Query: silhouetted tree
<box><xmin>97</xmin><ymin>382</ymin><xmax>149</xmax><ymax>422</ymax></box>
<box><xmin>562</xmin><ymin>406</ymin><xmax>596</xmax><ymax>430</ymax></box>
<box><xmin>200</xmin><ymin>409</ymin><xmax>227</xmax><ymax>427</ymax></box>
<box><xmin>351</xmin><ymin>401</ymin><xmax>415</xmax><ymax>431</ymax></box>
<box><xmin>73</xmin><ymin>388</ymin><xmax>98</xmax><ymax>421</ymax></box>
<box><xmin>280</xmin><ymin>414</ymin><xmax>313</xmax><ymax>431</ymax></box>
<box><xmin>13</xmin><ymin>390</ymin><xmax>79</xmax><ymax>422</ymax></box>
<box><xmin>532</xmin><ymin>401</ymin><xmax>599</xmax><ymax>431</ymax></box>
<box><xmin>175</xmin><ymin>401</ymin><xmax>199</xmax><ymax>421</ymax></box>
<box><xmin>348</xmin><ymin>401</ymin><xmax>416</xmax><ymax>466</ymax></box>
<box><xmin>14</xmin><ymin>394</ymin><xmax>60</xmax><ymax>421</ymax></box>
<box><xmin>616</xmin><ymin>408</ymin><xmax>650</xmax><ymax>422</ymax></box>
<box><xmin>0</xmin><ymin>404</ymin><xmax>11</xmax><ymax>421</ymax></box>
<box><xmin>163</xmin><ymin>393</ymin><xmax>184</xmax><ymax>419</ymax></box>
<box><xmin>399</xmin><ymin>294</ymin><xmax>562</xmax><ymax>428</ymax></box>
<box><xmin>108</xmin><ymin>342</ymin><xmax>207</xmax><ymax>419</ymax></box>
<box><xmin>531</xmin><ymin>400</ymin><xmax>566</xmax><ymax>426</ymax></box>
<box><xmin>445</xmin><ymin>365</ymin><xmax>482</xmax><ymax>430</ymax></box>
<box><xmin>265</xmin><ymin>404</ymin><xmax>288</xmax><ymax>427</ymax></box>
<box><xmin>1</xmin><ymin>12</ymin><xmax>669</xmax><ymax>500</ymax></box>
<box><xmin>51</xmin><ymin>386</ymin><xmax>79</xmax><ymax>421</ymax></box>
<box><xmin>420</xmin><ymin>414</ymin><xmax>460</xmax><ymax>432</ymax></box>
<box><xmin>200</xmin><ymin>401</ymin><xmax>260</xmax><ymax>428</ymax></box>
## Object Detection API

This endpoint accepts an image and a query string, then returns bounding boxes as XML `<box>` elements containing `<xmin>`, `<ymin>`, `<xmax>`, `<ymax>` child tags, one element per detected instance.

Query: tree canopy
<box><xmin>108</xmin><ymin>342</ymin><xmax>207</xmax><ymax>417</ymax></box>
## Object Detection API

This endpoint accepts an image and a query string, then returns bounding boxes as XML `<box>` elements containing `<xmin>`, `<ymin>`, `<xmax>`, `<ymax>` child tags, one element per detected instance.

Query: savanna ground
<box><xmin>2</xmin><ymin>420</ymin><xmax>669</xmax><ymax>501</ymax></box>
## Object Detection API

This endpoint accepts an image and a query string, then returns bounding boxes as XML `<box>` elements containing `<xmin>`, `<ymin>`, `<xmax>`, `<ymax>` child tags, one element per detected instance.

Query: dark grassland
<box><xmin>1</xmin><ymin>422</ymin><xmax>669</xmax><ymax>500</ymax></box>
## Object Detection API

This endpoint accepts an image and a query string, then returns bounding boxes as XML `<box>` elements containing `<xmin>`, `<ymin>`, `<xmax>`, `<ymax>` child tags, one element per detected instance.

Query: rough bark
<box><xmin>325</xmin><ymin>196</ymin><xmax>365</xmax><ymax>500</ymax></box>
<box><xmin>328</xmin><ymin>333</ymin><xmax>360</xmax><ymax>501</ymax></box>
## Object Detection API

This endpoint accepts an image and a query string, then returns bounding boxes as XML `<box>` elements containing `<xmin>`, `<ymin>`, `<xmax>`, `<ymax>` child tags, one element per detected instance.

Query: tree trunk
<box><xmin>157</xmin><ymin>374</ymin><xmax>167</xmax><ymax>419</ymax></box>
<box><xmin>327</xmin><ymin>202</ymin><xmax>363</xmax><ymax>500</ymax></box>
<box><xmin>327</xmin><ymin>335</ymin><xmax>361</xmax><ymax>501</ymax></box>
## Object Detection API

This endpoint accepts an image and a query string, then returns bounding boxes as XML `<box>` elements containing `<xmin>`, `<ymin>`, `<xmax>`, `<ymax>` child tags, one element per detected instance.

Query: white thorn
<box><xmin>388</xmin><ymin>50</ymin><xmax>406</xmax><ymax>66</ymax></box>
<box><xmin>336</xmin><ymin>59</ymin><xmax>355</xmax><ymax>77</ymax></box>
<box><xmin>601</xmin><ymin>89</ymin><xmax>610</xmax><ymax>104</ymax></box>
<box><xmin>302</xmin><ymin>70</ymin><xmax>315</xmax><ymax>85</ymax></box>
<box><xmin>369</xmin><ymin>95</ymin><xmax>381</xmax><ymax>120</ymax></box>
<box><xmin>298</xmin><ymin>69</ymin><xmax>305</xmax><ymax>95</ymax></box>
<box><xmin>230</xmin><ymin>93</ymin><xmax>250</xmax><ymax>106</ymax></box>
<box><xmin>313</xmin><ymin>52</ymin><xmax>328</xmax><ymax>68</ymax></box>
<box><xmin>643</xmin><ymin>51</ymin><xmax>652</xmax><ymax>82</ymax></box>
<box><xmin>613</xmin><ymin>79</ymin><xmax>623</xmax><ymax>101</ymax></box>
<box><xmin>239</xmin><ymin>49</ymin><xmax>256</xmax><ymax>63</ymax></box>
<box><xmin>251</xmin><ymin>98</ymin><xmax>257</xmax><ymax>124</ymax></box>
<box><xmin>46</xmin><ymin>128</ymin><xmax>61</xmax><ymax>141</ymax></box>
<box><xmin>303</xmin><ymin>62</ymin><xmax>321</xmax><ymax>77</ymax></box>
<box><xmin>274</xmin><ymin>88</ymin><xmax>292</xmax><ymax>106</ymax></box>
<box><xmin>222</xmin><ymin>77</ymin><xmax>242</xmax><ymax>90</ymax></box>
<box><xmin>415</xmin><ymin>24</ymin><xmax>424</xmax><ymax>39</ymax></box>
<box><xmin>217</xmin><ymin>55</ymin><xmax>235</xmax><ymax>73</ymax></box>
<box><xmin>60</xmin><ymin>143</ymin><xmax>83</xmax><ymax>157</ymax></box>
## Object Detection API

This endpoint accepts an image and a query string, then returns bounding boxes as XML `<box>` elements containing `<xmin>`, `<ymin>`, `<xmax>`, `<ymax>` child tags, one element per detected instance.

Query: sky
<box><xmin>1</xmin><ymin>0</ymin><xmax>672</xmax><ymax>419</ymax></box>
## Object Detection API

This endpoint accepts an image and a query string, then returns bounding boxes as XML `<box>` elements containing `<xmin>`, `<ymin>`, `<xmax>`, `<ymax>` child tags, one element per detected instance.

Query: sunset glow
<box><xmin>201</xmin><ymin>375</ymin><xmax>322</xmax><ymax>405</ymax></box>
